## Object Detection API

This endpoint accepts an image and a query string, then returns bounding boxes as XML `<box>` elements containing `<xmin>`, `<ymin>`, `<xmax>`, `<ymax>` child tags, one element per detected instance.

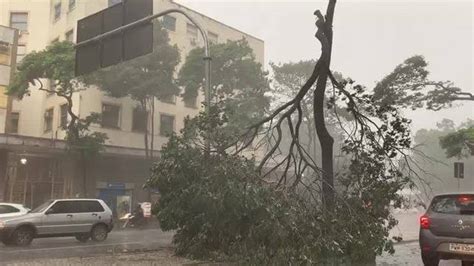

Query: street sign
<box><xmin>75</xmin><ymin>0</ymin><xmax>153</xmax><ymax>76</ymax></box>
<box><xmin>454</xmin><ymin>162</ymin><xmax>464</xmax><ymax>179</ymax></box>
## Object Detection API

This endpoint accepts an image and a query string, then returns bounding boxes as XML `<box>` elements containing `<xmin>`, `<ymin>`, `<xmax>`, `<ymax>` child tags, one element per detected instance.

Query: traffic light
<box><xmin>75</xmin><ymin>0</ymin><xmax>153</xmax><ymax>76</ymax></box>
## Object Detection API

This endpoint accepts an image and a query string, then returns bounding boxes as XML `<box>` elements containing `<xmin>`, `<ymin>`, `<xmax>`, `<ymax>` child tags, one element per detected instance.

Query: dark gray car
<box><xmin>420</xmin><ymin>193</ymin><xmax>474</xmax><ymax>266</ymax></box>
<box><xmin>0</xmin><ymin>199</ymin><xmax>113</xmax><ymax>246</ymax></box>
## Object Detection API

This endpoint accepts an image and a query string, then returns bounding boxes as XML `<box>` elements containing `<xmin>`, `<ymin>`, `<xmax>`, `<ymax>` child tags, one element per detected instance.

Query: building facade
<box><xmin>0</xmin><ymin>0</ymin><xmax>264</xmax><ymax>212</ymax></box>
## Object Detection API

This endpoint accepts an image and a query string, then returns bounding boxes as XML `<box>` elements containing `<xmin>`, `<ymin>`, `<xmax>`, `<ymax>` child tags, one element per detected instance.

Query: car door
<box><xmin>70</xmin><ymin>201</ymin><xmax>105</xmax><ymax>233</ymax></box>
<box><xmin>38</xmin><ymin>201</ymin><xmax>75</xmax><ymax>235</ymax></box>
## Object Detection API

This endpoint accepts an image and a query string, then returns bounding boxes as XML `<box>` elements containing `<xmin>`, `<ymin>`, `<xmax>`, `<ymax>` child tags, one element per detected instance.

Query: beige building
<box><xmin>0</xmin><ymin>0</ymin><xmax>264</xmax><ymax>149</ymax></box>
<box><xmin>0</xmin><ymin>0</ymin><xmax>264</xmax><ymax>210</ymax></box>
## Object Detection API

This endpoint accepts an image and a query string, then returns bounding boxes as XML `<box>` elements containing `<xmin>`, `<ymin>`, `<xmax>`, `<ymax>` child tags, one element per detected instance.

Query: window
<box><xmin>101</xmin><ymin>103</ymin><xmax>120</xmax><ymax>128</ymax></box>
<box><xmin>10</xmin><ymin>112</ymin><xmax>19</xmax><ymax>134</ymax></box>
<box><xmin>160</xmin><ymin>94</ymin><xmax>175</xmax><ymax>104</ymax></box>
<box><xmin>184</xmin><ymin>96</ymin><xmax>197</xmax><ymax>108</ymax></box>
<box><xmin>80</xmin><ymin>201</ymin><xmax>104</xmax><ymax>213</ymax></box>
<box><xmin>108</xmin><ymin>0</ymin><xmax>122</xmax><ymax>6</ymax></box>
<box><xmin>160</xmin><ymin>114</ymin><xmax>175</xmax><ymax>136</ymax></box>
<box><xmin>54</xmin><ymin>2</ymin><xmax>62</xmax><ymax>21</ymax></box>
<box><xmin>44</xmin><ymin>108</ymin><xmax>53</xmax><ymax>132</ymax></box>
<box><xmin>65</xmin><ymin>30</ymin><xmax>74</xmax><ymax>43</ymax></box>
<box><xmin>60</xmin><ymin>104</ymin><xmax>68</xmax><ymax>128</ymax></box>
<box><xmin>10</xmin><ymin>13</ymin><xmax>28</xmax><ymax>32</ymax></box>
<box><xmin>430</xmin><ymin>195</ymin><xmax>474</xmax><ymax>215</ymax></box>
<box><xmin>68</xmin><ymin>0</ymin><xmax>76</xmax><ymax>11</ymax></box>
<box><xmin>48</xmin><ymin>201</ymin><xmax>76</xmax><ymax>214</ymax></box>
<box><xmin>208</xmin><ymin>31</ymin><xmax>218</xmax><ymax>44</ymax></box>
<box><xmin>132</xmin><ymin>108</ymin><xmax>148</xmax><ymax>132</ymax></box>
<box><xmin>16</xmin><ymin>44</ymin><xmax>26</xmax><ymax>63</ymax></box>
<box><xmin>0</xmin><ymin>205</ymin><xmax>19</xmax><ymax>214</ymax></box>
<box><xmin>162</xmin><ymin>15</ymin><xmax>176</xmax><ymax>31</ymax></box>
<box><xmin>187</xmin><ymin>23</ymin><xmax>198</xmax><ymax>45</ymax></box>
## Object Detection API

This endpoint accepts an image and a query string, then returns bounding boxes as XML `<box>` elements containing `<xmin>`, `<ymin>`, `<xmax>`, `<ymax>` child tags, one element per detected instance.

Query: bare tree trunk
<box><xmin>314</xmin><ymin>0</ymin><xmax>337</xmax><ymax>210</ymax></box>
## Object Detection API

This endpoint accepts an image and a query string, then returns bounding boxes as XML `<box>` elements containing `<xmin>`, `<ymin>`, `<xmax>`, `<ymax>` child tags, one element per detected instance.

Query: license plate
<box><xmin>449</xmin><ymin>243</ymin><xmax>474</xmax><ymax>254</ymax></box>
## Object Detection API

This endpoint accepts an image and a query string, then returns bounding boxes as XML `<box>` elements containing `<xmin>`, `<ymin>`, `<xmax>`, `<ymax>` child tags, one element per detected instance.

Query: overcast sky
<box><xmin>176</xmin><ymin>0</ymin><xmax>473</xmax><ymax>132</ymax></box>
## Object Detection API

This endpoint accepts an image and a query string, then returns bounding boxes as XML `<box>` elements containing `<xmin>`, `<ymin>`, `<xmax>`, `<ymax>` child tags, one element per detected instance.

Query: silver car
<box><xmin>419</xmin><ymin>193</ymin><xmax>474</xmax><ymax>266</ymax></box>
<box><xmin>0</xmin><ymin>203</ymin><xmax>30</xmax><ymax>219</ymax></box>
<box><xmin>0</xmin><ymin>199</ymin><xmax>113</xmax><ymax>246</ymax></box>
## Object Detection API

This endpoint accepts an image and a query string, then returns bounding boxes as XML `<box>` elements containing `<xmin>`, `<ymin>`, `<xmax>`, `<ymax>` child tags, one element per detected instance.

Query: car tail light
<box><xmin>458</xmin><ymin>196</ymin><xmax>472</xmax><ymax>203</ymax></box>
<box><xmin>420</xmin><ymin>214</ymin><xmax>430</xmax><ymax>229</ymax></box>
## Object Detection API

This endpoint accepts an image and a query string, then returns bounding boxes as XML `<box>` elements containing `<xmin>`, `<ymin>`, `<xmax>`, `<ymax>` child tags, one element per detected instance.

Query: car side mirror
<box><xmin>45</xmin><ymin>208</ymin><xmax>54</xmax><ymax>215</ymax></box>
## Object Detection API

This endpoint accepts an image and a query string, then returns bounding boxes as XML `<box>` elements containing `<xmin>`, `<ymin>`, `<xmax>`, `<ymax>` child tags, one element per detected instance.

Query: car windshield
<box><xmin>430</xmin><ymin>195</ymin><xmax>474</xmax><ymax>215</ymax></box>
<box><xmin>30</xmin><ymin>200</ymin><xmax>54</xmax><ymax>213</ymax></box>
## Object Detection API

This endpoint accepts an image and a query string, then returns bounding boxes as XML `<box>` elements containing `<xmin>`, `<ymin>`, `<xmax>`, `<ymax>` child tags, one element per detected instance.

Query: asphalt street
<box><xmin>0</xmin><ymin>228</ymin><xmax>469</xmax><ymax>265</ymax></box>
<box><xmin>0</xmin><ymin>229</ymin><xmax>174</xmax><ymax>263</ymax></box>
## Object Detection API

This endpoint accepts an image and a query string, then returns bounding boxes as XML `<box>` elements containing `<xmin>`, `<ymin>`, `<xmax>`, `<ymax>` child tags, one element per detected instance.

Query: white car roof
<box><xmin>52</xmin><ymin>198</ymin><xmax>103</xmax><ymax>201</ymax></box>
<box><xmin>0</xmin><ymin>203</ymin><xmax>26</xmax><ymax>208</ymax></box>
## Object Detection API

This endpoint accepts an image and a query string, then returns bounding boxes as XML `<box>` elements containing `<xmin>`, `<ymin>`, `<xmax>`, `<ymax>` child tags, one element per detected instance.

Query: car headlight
<box><xmin>0</xmin><ymin>221</ymin><xmax>5</xmax><ymax>229</ymax></box>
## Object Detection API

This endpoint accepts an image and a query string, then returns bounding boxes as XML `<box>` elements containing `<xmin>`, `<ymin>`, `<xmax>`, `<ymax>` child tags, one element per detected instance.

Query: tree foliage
<box><xmin>178</xmin><ymin>39</ymin><xmax>270</xmax><ymax>136</ymax></box>
<box><xmin>439</xmin><ymin>119</ymin><xmax>474</xmax><ymax>158</ymax></box>
<box><xmin>373</xmin><ymin>55</ymin><xmax>473</xmax><ymax>110</ymax></box>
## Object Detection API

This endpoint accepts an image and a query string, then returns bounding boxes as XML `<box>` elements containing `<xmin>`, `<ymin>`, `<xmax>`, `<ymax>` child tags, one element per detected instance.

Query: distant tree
<box><xmin>439</xmin><ymin>119</ymin><xmax>474</xmax><ymax>158</ymax></box>
<box><xmin>178</xmin><ymin>39</ymin><xmax>270</xmax><ymax>138</ymax></box>
<box><xmin>373</xmin><ymin>55</ymin><xmax>473</xmax><ymax>111</ymax></box>
<box><xmin>85</xmin><ymin>22</ymin><xmax>180</xmax><ymax>158</ymax></box>
<box><xmin>8</xmin><ymin>41</ymin><xmax>107</xmax><ymax>196</ymax></box>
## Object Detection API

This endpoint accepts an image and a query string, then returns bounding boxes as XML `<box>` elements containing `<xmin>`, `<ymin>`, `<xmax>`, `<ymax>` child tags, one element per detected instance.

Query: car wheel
<box><xmin>75</xmin><ymin>234</ymin><xmax>90</xmax><ymax>243</ymax></box>
<box><xmin>462</xmin><ymin>261</ymin><xmax>474</xmax><ymax>266</ymax></box>
<box><xmin>90</xmin><ymin>224</ymin><xmax>108</xmax><ymax>242</ymax></box>
<box><xmin>11</xmin><ymin>227</ymin><xmax>34</xmax><ymax>246</ymax></box>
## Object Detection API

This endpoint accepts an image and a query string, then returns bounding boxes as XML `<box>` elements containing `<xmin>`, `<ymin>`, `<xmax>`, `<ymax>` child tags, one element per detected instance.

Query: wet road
<box><xmin>0</xmin><ymin>229</ymin><xmax>174</xmax><ymax>262</ymax></box>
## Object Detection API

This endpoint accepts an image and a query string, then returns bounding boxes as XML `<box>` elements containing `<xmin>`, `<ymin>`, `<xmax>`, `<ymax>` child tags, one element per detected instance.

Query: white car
<box><xmin>0</xmin><ymin>203</ymin><xmax>30</xmax><ymax>218</ymax></box>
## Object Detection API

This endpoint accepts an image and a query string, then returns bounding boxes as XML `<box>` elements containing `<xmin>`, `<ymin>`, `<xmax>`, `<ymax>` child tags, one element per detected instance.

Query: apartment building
<box><xmin>0</xmin><ymin>0</ymin><xmax>264</xmax><ymax>211</ymax></box>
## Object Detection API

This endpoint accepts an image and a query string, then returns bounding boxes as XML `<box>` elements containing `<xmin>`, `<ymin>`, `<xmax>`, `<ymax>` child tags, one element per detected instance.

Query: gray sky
<box><xmin>176</xmin><ymin>0</ymin><xmax>473</xmax><ymax>132</ymax></box>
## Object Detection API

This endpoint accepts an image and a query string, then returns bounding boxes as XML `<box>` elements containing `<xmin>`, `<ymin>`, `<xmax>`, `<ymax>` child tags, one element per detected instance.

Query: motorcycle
<box><xmin>119</xmin><ymin>212</ymin><xmax>148</xmax><ymax>228</ymax></box>
<box><xmin>118</xmin><ymin>202</ymin><xmax>154</xmax><ymax>229</ymax></box>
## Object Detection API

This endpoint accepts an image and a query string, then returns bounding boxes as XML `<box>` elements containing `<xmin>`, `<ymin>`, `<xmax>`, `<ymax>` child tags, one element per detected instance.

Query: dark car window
<box><xmin>49</xmin><ymin>201</ymin><xmax>79</xmax><ymax>214</ymax></box>
<box><xmin>0</xmin><ymin>205</ymin><xmax>20</xmax><ymax>214</ymax></box>
<box><xmin>430</xmin><ymin>195</ymin><xmax>474</xmax><ymax>215</ymax></box>
<box><xmin>80</xmin><ymin>201</ymin><xmax>105</xmax><ymax>213</ymax></box>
